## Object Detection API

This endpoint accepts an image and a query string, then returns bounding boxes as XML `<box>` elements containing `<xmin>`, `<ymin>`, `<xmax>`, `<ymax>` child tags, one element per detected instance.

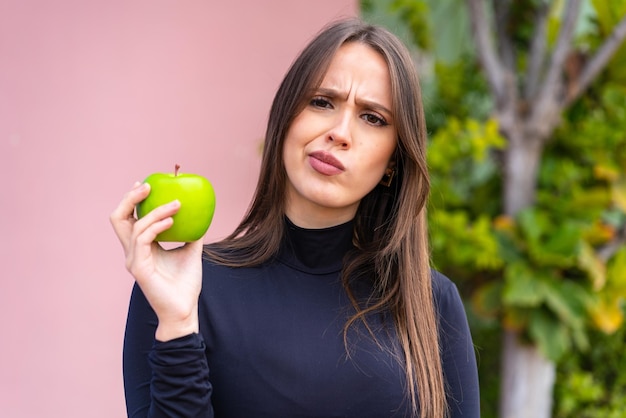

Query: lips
<box><xmin>308</xmin><ymin>150</ymin><xmax>345</xmax><ymax>176</ymax></box>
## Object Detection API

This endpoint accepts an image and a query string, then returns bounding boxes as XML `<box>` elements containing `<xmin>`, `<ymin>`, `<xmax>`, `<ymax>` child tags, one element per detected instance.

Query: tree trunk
<box><xmin>502</xmin><ymin>131</ymin><xmax>543</xmax><ymax>216</ymax></box>
<box><xmin>499</xmin><ymin>129</ymin><xmax>555</xmax><ymax>418</ymax></box>
<box><xmin>499</xmin><ymin>331</ymin><xmax>556</xmax><ymax>418</ymax></box>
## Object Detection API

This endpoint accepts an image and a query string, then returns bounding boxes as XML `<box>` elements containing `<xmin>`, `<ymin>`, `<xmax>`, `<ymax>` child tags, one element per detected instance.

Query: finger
<box><xmin>134</xmin><ymin>216</ymin><xmax>175</xmax><ymax>248</ymax></box>
<box><xmin>110</xmin><ymin>182</ymin><xmax>148</xmax><ymax>226</ymax></box>
<box><xmin>128</xmin><ymin>200</ymin><xmax>179</xmax><ymax>261</ymax></box>
<box><xmin>126</xmin><ymin>216</ymin><xmax>176</xmax><ymax>276</ymax></box>
<box><xmin>125</xmin><ymin>199</ymin><xmax>181</xmax><ymax>276</ymax></box>
<box><xmin>131</xmin><ymin>199</ymin><xmax>181</xmax><ymax>242</ymax></box>
<box><xmin>110</xmin><ymin>182</ymin><xmax>151</xmax><ymax>247</ymax></box>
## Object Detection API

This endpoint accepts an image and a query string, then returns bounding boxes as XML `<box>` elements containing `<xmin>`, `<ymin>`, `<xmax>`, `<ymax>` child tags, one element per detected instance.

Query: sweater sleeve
<box><xmin>433</xmin><ymin>271</ymin><xmax>481</xmax><ymax>418</ymax></box>
<box><xmin>123</xmin><ymin>283</ymin><xmax>213</xmax><ymax>418</ymax></box>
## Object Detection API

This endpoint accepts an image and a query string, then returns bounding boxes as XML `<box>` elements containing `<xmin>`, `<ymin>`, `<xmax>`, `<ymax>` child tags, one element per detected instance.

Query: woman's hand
<box><xmin>110</xmin><ymin>181</ymin><xmax>204</xmax><ymax>342</ymax></box>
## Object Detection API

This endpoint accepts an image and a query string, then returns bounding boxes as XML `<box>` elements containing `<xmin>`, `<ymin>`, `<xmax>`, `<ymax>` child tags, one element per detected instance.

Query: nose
<box><xmin>327</xmin><ymin>110</ymin><xmax>352</xmax><ymax>148</ymax></box>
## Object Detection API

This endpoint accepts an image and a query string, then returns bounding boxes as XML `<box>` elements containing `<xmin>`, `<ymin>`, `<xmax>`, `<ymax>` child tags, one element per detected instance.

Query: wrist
<box><xmin>155</xmin><ymin>312</ymin><xmax>199</xmax><ymax>342</ymax></box>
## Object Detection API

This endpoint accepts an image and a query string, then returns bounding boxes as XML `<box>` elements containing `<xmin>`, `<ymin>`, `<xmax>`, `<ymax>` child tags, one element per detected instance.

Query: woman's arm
<box><xmin>111</xmin><ymin>182</ymin><xmax>213</xmax><ymax>417</ymax></box>
<box><xmin>123</xmin><ymin>283</ymin><xmax>213</xmax><ymax>418</ymax></box>
<box><xmin>433</xmin><ymin>271</ymin><xmax>481</xmax><ymax>418</ymax></box>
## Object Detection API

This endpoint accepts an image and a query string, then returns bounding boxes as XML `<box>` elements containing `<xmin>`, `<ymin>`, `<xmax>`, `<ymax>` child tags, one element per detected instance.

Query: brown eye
<box><xmin>363</xmin><ymin>113</ymin><xmax>387</xmax><ymax>126</ymax></box>
<box><xmin>310</xmin><ymin>97</ymin><xmax>333</xmax><ymax>109</ymax></box>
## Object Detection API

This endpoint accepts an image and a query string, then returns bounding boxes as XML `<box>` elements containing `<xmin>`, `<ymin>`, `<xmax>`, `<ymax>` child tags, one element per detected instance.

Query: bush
<box><xmin>554</xmin><ymin>306</ymin><xmax>626</xmax><ymax>418</ymax></box>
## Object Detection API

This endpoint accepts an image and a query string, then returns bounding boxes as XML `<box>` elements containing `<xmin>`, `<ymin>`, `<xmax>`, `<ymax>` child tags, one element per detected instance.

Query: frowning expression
<box><xmin>283</xmin><ymin>42</ymin><xmax>397</xmax><ymax>228</ymax></box>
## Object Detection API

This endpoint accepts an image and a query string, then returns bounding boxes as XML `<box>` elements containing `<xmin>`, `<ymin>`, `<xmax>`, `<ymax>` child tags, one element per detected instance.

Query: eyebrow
<box><xmin>315</xmin><ymin>87</ymin><xmax>393</xmax><ymax>118</ymax></box>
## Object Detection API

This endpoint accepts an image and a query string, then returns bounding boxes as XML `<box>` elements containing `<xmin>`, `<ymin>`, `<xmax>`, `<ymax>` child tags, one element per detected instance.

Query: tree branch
<box><xmin>528</xmin><ymin>0</ymin><xmax>582</xmax><ymax>139</ymax></box>
<box><xmin>564</xmin><ymin>13</ymin><xmax>626</xmax><ymax>107</ymax></box>
<box><xmin>540</xmin><ymin>0</ymin><xmax>581</xmax><ymax>97</ymax></box>
<box><xmin>493</xmin><ymin>0</ymin><xmax>515</xmax><ymax>72</ymax></box>
<box><xmin>524</xmin><ymin>1</ymin><xmax>550</xmax><ymax>100</ymax></box>
<box><xmin>466</xmin><ymin>0</ymin><xmax>505</xmax><ymax>103</ymax></box>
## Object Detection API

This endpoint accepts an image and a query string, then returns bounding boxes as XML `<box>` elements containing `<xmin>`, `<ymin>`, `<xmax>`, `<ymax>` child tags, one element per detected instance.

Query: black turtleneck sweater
<box><xmin>123</xmin><ymin>219</ymin><xmax>480</xmax><ymax>417</ymax></box>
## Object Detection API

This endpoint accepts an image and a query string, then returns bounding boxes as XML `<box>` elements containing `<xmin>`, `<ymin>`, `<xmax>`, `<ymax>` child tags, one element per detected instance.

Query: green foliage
<box><xmin>361</xmin><ymin>0</ymin><xmax>626</xmax><ymax>410</ymax></box>
<box><xmin>481</xmin><ymin>81</ymin><xmax>626</xmax><ymax>359</ymax></box>
<box><xmin>507</xmin><ymin>0</ymin><xmax>548</xmax><ymax>48</ymax></box>
<box><xmin>410</xmin><ymin>0</ymin><xmax>626</xmax><ymax>360</ymax></box>
<box><xmin>549</xmin><ymin>83</ymin><xmax>626</xmax><ymax>333</ymax></box>
<box><xmin>554</xmin><ymin>305</ymin><xmax>626</xmax><ymax>417</ymax></box>
<box><xmin>424</xmin><ymin>97</ymin><xmax>625</xmax><ymax>360</ymax></box>
<box><xmin>389</xmin><ymin>0</ymin><xmax>431</xmax><ymax>50</ymax></box>
<box><xmin>401</xmin><ymin>0</ymin><xmax>626</xmax><ymax>363</ymax></box>
<box><xmin>466</xmin><ymin>311</ymin><xmax>501</xmax><ymax>418</ymax></box>
<box><xmin>360</xmin><ymin>0</ymin><xmax>375</xmax><ymax>14</ymax></box>
<box><xmin>427</xmin><ymin>118</ymin><xmax>505</xmax><ymax>275</ymax></box>
<box><xmin>591</xmin><ymin>0</ymin><xmax>626</xmax><ymax>84</ymax></box>
<box><xmin>426</xmin><ymin>59</ymin><xmax>492</xmax><ymax>130</ymax></box>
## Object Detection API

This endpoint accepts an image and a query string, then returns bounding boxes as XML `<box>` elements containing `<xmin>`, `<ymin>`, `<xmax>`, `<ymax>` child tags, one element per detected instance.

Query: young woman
<box><xmin>111</xmin><ymin>18</ymin><xmax>479</xmax><ymax>418</ymax></box>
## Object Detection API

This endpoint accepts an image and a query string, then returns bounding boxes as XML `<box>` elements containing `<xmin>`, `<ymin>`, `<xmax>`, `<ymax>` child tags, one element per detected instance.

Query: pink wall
<box><xmin>1</xmin><ymin>1</ymin><xmax>357</xmax><ymax>416</ymax></box>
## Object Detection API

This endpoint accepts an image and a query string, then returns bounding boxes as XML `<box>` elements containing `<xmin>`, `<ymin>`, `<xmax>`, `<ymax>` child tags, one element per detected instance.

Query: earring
<box><xmin>379</xmin><ymin>166</ymin><xmax>396</xmax><ymax>187</ymax></box>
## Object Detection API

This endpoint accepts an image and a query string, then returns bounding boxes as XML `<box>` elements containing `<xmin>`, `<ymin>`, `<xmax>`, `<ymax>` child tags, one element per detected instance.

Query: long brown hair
<box><xmin>204</xmin><ymin>18</ymin><xmax>446</xmax><ymax>418</ymax></box>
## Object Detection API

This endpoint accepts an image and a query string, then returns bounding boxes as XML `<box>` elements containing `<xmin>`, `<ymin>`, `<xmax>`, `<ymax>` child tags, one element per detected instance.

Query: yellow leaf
<box><xmin>502</xmin><ymin>309</ymin><xmax>527</xmax><ymax>332</ymax></box>
<box><xmin>606</xmin><ymin>248</ymin><xmax>626</xmax><ymax>293</ymax></box>
<box><xmin>578</xmin><ymin>241</ymin><xmax>607</xmax><ymax>290</ymax></box>
<box><xmin>583</xmin><ymin>221</ymin><xmax>615</xmax><ymax>246</ymax></box>
<box><xmin>612</xmin><ymin>179</ymin><xmax>626</xmax><ymax>211</ymax></box>
<box><xmin>589</xmin><ymin>297</ymin><xmax>624</xmax><ymax>334</ymax></box>
<box><xmin>471</xmin><ymin>282</ymin><xmax>501</xmax><ymax>319</ymax></box>
<box><xmin>493</xmin><ymin>215</ymin><xmax>515</xmax><ymax>232</ymax></box>
<box><xmin>593</xmin><ymin>164</ymin><xmax>620</xmax><ymax>181</ymax></box>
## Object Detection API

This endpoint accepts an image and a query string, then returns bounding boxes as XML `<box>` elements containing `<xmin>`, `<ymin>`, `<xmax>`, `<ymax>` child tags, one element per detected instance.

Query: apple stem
<box><xmin>175</xmin><ymin>164</ymin><xmax>180</xmax><ymax>176</ymax></box>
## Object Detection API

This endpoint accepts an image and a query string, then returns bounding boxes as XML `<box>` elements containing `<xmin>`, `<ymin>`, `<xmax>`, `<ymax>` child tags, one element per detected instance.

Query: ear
<box><xmin>379</xmin><ymin>160</ymin><xmax>396</xmax><ymax>187</ymax></box>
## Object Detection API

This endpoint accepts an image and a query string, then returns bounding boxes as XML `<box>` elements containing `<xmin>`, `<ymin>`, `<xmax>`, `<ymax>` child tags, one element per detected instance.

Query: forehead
<box><xmin>318</xmin><ymin>42</ymin><xmax>392</xmax><ymax>103</ymax></box>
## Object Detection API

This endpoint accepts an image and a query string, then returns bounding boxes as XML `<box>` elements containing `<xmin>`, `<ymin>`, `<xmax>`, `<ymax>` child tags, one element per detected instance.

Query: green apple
<box><xmin>136</xmin><ymin>164</ymin><xmax>216</xmax><ymax>242</ymax></box>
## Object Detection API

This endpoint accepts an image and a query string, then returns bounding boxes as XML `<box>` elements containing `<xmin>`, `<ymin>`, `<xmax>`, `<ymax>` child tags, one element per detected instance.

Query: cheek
<box><xmin>363</xmin><ymin>135</ymin><xmax>396</xmax><ymax>169</ymax></box>
<box><xmin>282</xmin><ymin>129</ymin><xmax>299</xmax><ymax>164</ymax></box>
<box><xmin>282</xmin><ymin>120</ymin><xmax>307</xmax><ymax>158</ymax></box>
<box><xmin>353</xmin><ymin>144</ymin><xmax>396</xmax><ymax>192</ymax></box>
<box><xmin>282</xmin><ymin>129</ymin><xmax>304</xmax><ymax>181</ymax></box>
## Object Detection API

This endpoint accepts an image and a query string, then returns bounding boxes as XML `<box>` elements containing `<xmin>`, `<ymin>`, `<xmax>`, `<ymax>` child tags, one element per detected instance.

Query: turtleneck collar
<box><xmin>278</xmin><ymin>216</ymin><xmax>355</xmax><ymax>274</ymax></box>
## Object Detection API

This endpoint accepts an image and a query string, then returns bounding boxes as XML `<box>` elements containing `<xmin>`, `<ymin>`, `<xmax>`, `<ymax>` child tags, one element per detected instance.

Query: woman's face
<box><xmin>283</xmin><ymin>42</ymin><xmax>397</xmax><ymax>228</ymax></box>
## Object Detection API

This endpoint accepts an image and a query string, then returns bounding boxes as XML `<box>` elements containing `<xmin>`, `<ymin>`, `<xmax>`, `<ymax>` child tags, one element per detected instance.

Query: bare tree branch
<box><xmin>524</xmin><ymin>1</ymin><xmax>550</xmax><ymax>100</ymax></box>
<box><xmin>564</xmin><ymin>13</ymin><xmax>626</xmax><ymax>106</ymax></box>
<box><xmin>466</xmin><ymin>0</ymin><xmax>506</xmax><ymax>103</ymax></box>
<box><xmin>493</xmin><ymin>0</ymin><xmax>515</xmax><ymax>72</ymax></box>
<box><xmin>539</xmin><ymin>0</ymin><xmax>582</xmax><ymax>97</ymax></box>
<box><xmin>529</xmin><ymin>0</ymin><xmax>582</xmax><ymax>139</ymax></box>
